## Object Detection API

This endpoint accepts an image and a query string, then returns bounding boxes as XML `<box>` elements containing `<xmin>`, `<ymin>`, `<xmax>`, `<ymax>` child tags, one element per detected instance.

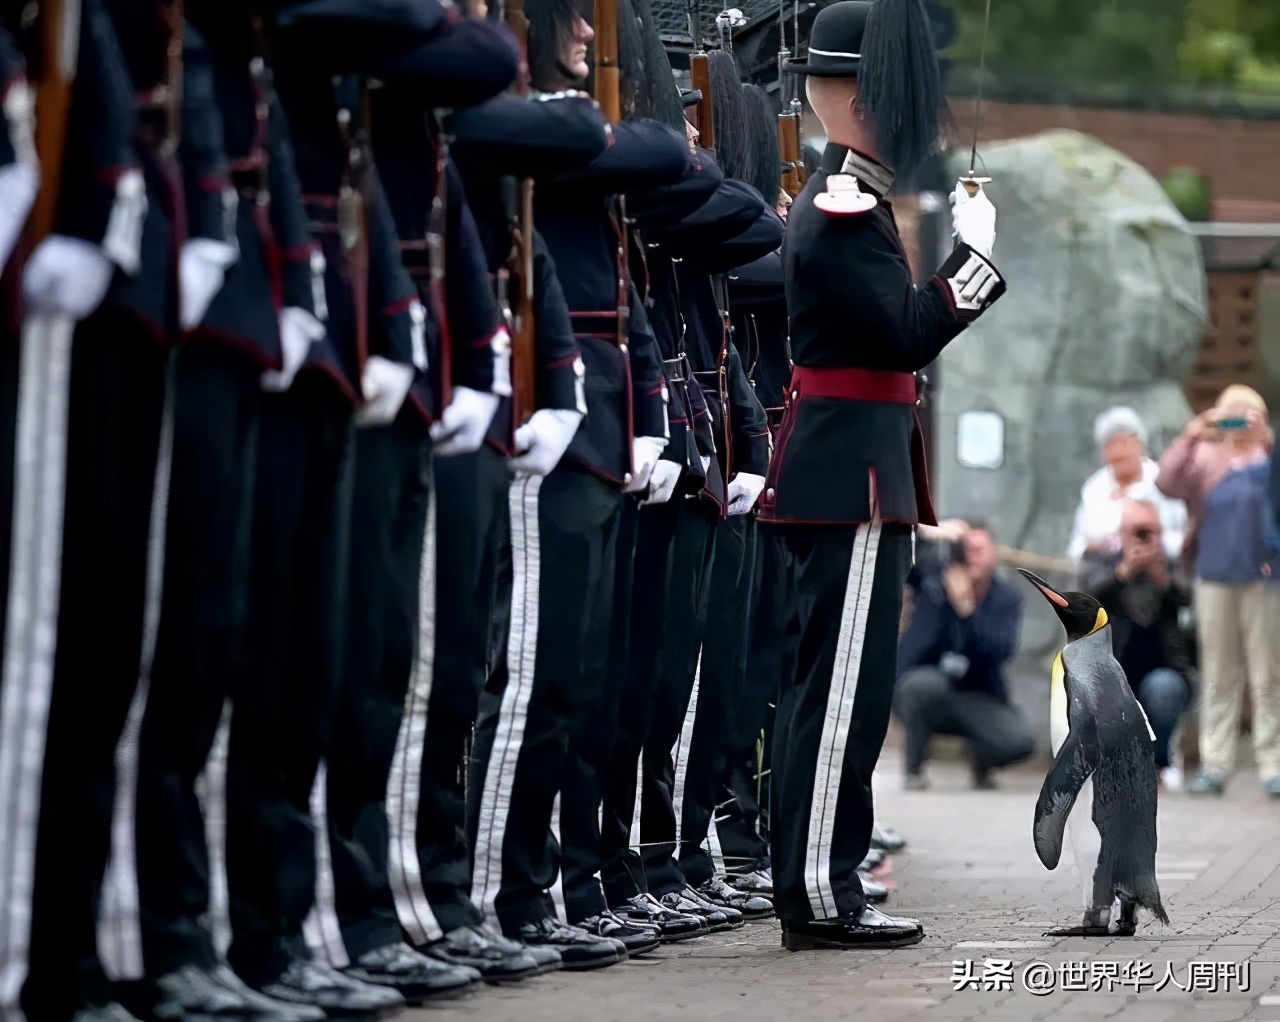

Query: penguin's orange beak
<box><xmin>1017</xmin><ymin>569</ymin><xmax>1069</xmax><ymax>609</ymax></box>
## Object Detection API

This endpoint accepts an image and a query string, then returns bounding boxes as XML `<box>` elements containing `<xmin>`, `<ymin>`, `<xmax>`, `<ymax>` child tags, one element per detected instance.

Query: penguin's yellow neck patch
<box><xmin>1090</xmin><ymin>607</ymin><xmax>1109</xmax><ymax>635</ymax></box>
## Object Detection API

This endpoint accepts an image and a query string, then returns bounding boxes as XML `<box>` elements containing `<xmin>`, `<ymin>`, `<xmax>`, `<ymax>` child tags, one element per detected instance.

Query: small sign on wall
<box><xmin>956</xmin><ymin>410</ymin><xmax>1005</xmax><ymax>470</ymax></box>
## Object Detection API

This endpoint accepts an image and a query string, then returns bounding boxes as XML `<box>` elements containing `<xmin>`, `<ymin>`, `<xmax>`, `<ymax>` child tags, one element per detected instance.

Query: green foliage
<box><xmin>1161</xmin><ymin>168</ymin><xmax>1212</xmax><ymax>222</ymax></box>
<box><xmin>942</xmin><ymin>0</ymin><xmax>1280</xmax><ymax>98</ymax></box>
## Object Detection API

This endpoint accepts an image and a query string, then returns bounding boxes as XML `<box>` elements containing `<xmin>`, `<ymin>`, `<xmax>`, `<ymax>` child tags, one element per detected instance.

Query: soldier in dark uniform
<box><xmin>216</xmin><ymin>1</ymin><xmax>469</xmax><ymax>1012</ymax></box>
<box><xmin>757</xmin><ymin>0</ymin><xmax>1003</xmax><ymax>950</ymax></box>
<box><xmin>10</xmin><ymin>0</ymin><xmax>166</xmax><ymax>1018</ymax></box>
<box><xmin>466</xmin><ymin>0</ymin><xmax>684</xmax><ymax>966</ymax></box>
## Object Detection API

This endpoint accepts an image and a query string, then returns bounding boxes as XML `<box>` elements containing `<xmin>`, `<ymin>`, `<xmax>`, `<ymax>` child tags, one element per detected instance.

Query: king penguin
<box><xmin>1019</xmin><ymin>570</ymin><xmax>1169</xmax><ymax>937</ymax></box>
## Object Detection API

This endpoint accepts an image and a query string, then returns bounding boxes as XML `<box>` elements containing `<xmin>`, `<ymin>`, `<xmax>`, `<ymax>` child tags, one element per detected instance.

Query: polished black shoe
<box><xmin>726</xmin><ymin>868</ymin><xmax>773</xmax><ymax>898</ymax></box>
<box><xmin>857</xmin><ymin>871</ymin><xmax>890</xmax><ymax>904</ymax></box>
<box><xmin>344</xmin><ymin>942</ymin><xmax>479</xmax><ymax>1004</ymax></box>
<box><xmin>134</xmin><ymin>963</ymin><xmax>325</xmax><ymax>1021</ymax></box>
<box><xmin>858</xmin><ymin>849</ymin><xmax>885</xmax><ymax>872</ymax></box>
<box><xmin>575</xmin><ymin>911</ymin><xmax>661</xmax><ymax>955</ymax></box>
<box><xmin>695</xmin><ymin>876</ymin><xmax>774</xmax><ymax>920</ymax></box>
<box><xmin>870</xmin><ymin>823</ymin><xmax>907</xmax><ymax>852</ymax></box>
<box><xmin>421</xmin><ymin>925</ymin><xmax>549</xmax><ymax>982</ymax></box>
<box><xmin>781</xmin><ymin>908</ymin><xmax>924</xmax><ymax>950</ymax></box>
<box><xmin>614</xmin><ymin>894</ymin><xmax>706</xmax><ymax>942</ymax></box>
<box><xmin>256</xmin><ymin>958</ymin><xmax>405</xmax><ymax>1017</ymax></box>
<box><xmin>510</xmin><ymin>917</ymin><xmax>627</xmax><ymax>971</ymax></box>
<box><xmin>658</xmin><ymin>889</ymin><xmax>735</xmax><ymax>932</ymax></box>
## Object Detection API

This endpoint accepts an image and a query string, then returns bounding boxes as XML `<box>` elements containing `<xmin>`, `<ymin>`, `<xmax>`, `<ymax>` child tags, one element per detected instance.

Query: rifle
<box><xmin>28</xmin><ymin>0</ymin><xmax>82</xmax><ymax>244</ymax></box>
<box><xmin>776</xmin><ymin>0</ymin><xmax>804</xmax><ymax>200</ymax></box>
<box><xmin>502</xmin><ymin>0</ymin><xmax>537</xmax><ymax>428</ymax></box>
<box><xmin>592</xmin><ymin>0</ymin><xmax>620</xmax><ymax>124</ymax></box>
<box><xmin>687</xmin><ymin>0</ymin><xmax>712</xmax><ymax>149</ymax></box>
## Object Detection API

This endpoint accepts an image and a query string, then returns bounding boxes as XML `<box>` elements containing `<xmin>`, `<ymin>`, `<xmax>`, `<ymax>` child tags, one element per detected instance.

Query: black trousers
<box><xmin>893</xmin><ymin>666</ymin><xmax>1036</xmax><ymax>777</ymax></box>
<box><xmin>468</xmin><ymin>467</ymin><xmax>622</xmax><ymax>934</ymax></box>
<box><xmin>323</xmin><ymin>411</ymin><xmax>432</xmax><ymax>961</ymax></box>
<box><xmin>634</xmin><ymin>502</ymin><xmax>718</xmax><ymax>899</ymax></box>
<box><xmin>769</xmin><ymin>522</ymin><xmax>911</xmax><ymax>924</ymax></box>
<box><xmin>559</xmin><ymin>495</ymin><xmax>638</xmax><ymax>922</ymax></box>
<box><xmin>402</xmin><ymin>444</ymin><xmax>510</xmax><ymax>940</ymax></box>
<box><xmin>224</xmin><ymin>378</ymin><xmax>355</xmax><ymax>985</ymax></box>
<box><xmin>716</xmin><ymin>526</ymin><xmax>795</xmax><ymax>873</ymax></box>
<box><xmin>21</xmin><ymin>315</ymin><xmax>169</xmax><ymax>1020</ymax></box>
<box><xmin>135</xmin><ymin>342</ymin><xmax>262</xmax><ymax>977</ymax></box>
<box><xmin>677</xmin><ymin>514</ymin><xmax>758</xmax><ymax>888</ymax></box>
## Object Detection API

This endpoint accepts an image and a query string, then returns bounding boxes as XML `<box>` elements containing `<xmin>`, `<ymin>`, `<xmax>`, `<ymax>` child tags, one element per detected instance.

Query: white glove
<box><xmin>355</xmin><ymin>355</ymin><xmax>416</xmax><ymax>428</ymax></box>
<box><xmin>430</xmin><ymin>385</ymin><xmax>500</xmax><ymax>457</ymax></box>
<box><xmin>623</xmin><ymin>435</ymin><xmax>667</xmax><ymax>494</ymax></box>
<box><xmin>509</xmin><ymin>408</ymin><xmax>584</xmax><ymax>476</ymax></box>
<box><xmin>262</xmin><ymin>307</ymin><xmax>325</xmax><ymax>393</ymax></box>
<box><xmin>726</xmin><ymin>472</ymin><xmax>766</xmax><ymax>515</ymax></box>
<box><xmin>179</xmin><ymin>238</ymin><xmax>238</xmax><ymax>331</ymax></box>
<box><xmin>950</xmin><ymin>181</ymin><xmax>997</xmax><ymax>260</ymax></box>
<box><xmin>23</xmin><ymin>235</ymin><xmax>115</xmax><ymax>319</ymax></box>
<box><xmin>0</xmin><ymin>161</ymin><xmax>37</xmax><ymax>274</ymax></box>
<box><xmin>640</xmin><ymin>459</ymin><xmax>681</xmax><ymax>506</ymax></box>
<box><xmin>701</xmin><ymin>454</ymin><xmax>711</xmax><ymax>474</ymax></box>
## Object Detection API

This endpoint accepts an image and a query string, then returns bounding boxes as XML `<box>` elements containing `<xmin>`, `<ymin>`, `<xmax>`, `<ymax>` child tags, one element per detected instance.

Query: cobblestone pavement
<box><xmin>412</xmin><ymin>757</ymin><xmax>1280</xmax><ymax>1022</ymax></box>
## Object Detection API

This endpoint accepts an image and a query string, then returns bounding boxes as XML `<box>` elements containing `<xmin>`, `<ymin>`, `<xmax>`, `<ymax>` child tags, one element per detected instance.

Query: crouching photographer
<box><xmin>893</xmin><ymin>521</ymin><xmax>1034</xmax><ymax>790</ymax></box>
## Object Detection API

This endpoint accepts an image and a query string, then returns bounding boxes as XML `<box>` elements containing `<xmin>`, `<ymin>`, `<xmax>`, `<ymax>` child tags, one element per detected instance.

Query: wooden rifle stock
<box><xmin>689</xmin><ymin>51</ymin><xmax>713</xmax><ymax>151</ymax></box>
<box><xmin>593</xmin><ymin>0</ymin><xmax>620</xmax><ymax>124</ymax></box>
<box><xmin>502</xmin><ymin>0</ymin><xmax>537</xmax><ymax>428</ymax></box>
<box><xmin>778</xmin><ymin>108</ymin><xmax>803</xmax><ymax>200</ymax></box>
<box><xmin>28</xmin><ymin>0</ymin><xmax>81</xmax><ymax>246</ymax></box>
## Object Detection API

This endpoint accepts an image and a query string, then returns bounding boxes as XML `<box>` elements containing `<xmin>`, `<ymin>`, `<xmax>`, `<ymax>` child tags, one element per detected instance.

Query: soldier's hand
<box><xmin>23</xmin><ymin>236</ymin><xmax>115</xmax><ymax>319</ymax></box>
<box><xmin>0</xmin><ymin>158</ymin><xmax>38</xmax><ymax>276</ymax></box>
<box><xmin>623</xmin><ymin>436</ymin><xmax>668</xmax><ymax>494</ymax></box>
<box><xmin>355</xmin><ymin>356</ymin><xmax>416</xmax><ymax>428</ymax></box>
<box><xmin>641</xmin><ymin>459</ymin><xmax>682</xmax><ymax>506</ymax></box>
<box><xmin>951</xmin><ymin>181</ymin><xmax>997</xmax><ymax>260</ymax></box>
<box><xmin>509</xmin><ymin>408</ymin><xmax>584</xmax><ymax>476</ymax></box>
<box><xmin>431</xmin><ymin>386</ymin><xmax>501</xmax><ymax>457</ymax></box>
<box><xmin>727</xmin><ymin>472</ymin><xmax>766</xmax><ymax>515</ymax></box>
<box><xmin>179</xmin><ymin>239</ymin><xmax>238</xmax><ymax>331</ymax></box>
<box><xmin>263</xmin><ymin>307</ymin><xmax>325</xmax><ymax>393</ymax></box>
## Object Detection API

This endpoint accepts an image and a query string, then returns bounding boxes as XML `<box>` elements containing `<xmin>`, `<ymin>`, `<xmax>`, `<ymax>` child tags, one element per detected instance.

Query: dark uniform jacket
<box><xmin>758</xmin><ymin>143</ymin><xmax>1005</xmax><ymax>527</ymax></box>
<box><xmin>727</xmin><ymin>250</ymin><xmax>790</xmax><ymax>429</ymax></box>
<box><xmin>535</xmin><ymin>119</ymin><xmax>684</xmax><ymax>486</ymax></box>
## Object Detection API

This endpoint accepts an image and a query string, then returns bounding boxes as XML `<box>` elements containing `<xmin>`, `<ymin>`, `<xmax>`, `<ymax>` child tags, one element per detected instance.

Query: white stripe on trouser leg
<box><xmin>702</xmin><ymin>812</ymin><xmax>726</xmax><ymax>876</ymax></box>
<box><xmin>199</xmin><ymin>703</ymin><xmax>233</xmax><ymax>958</ymax></box>
<box><xmin>0</xmin><ymin>313</ymin><xmax>74</xmax><ymax>1009</ymax></box>
<box><xmin>303</xmin><ymin>764</ymin><xmax>349</xmax><ymax>968</ymax></box>
<box><xmin>628</xmin><ymin>756</ymin><xmax>642</xmax><ymax>849</ymax></box>
<box><xmin>549</xmin><ymin>793</ymin><xmax>565</xmax><ymax>919</ymax></box>
<box><xmin>100</xmin><ymin>352</ymin><xmax>177</xmax><ymax>981</ymax></box>
<box><xmin>803</xmin><ymin>513</ymin><xmax>882</xmax><ymax>919</ymax></box>
<box><xmin>670</xmin><ymin>648</ymin><xmax>702</xmax><ymax>849</ymax></box>
<box><xmin>471</xmin><ymin>475</ymin><xmax>543</xmax><ymax>921</ymax></box>
<box><xmin>386</xmin><ymin>489</ymin><xmax>443</xmax><ymax>945</ymax></box>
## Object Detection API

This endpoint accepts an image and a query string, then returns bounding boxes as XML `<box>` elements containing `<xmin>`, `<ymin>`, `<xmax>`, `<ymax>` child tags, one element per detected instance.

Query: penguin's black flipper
<box><xmin>1033</xmin><ymin>721</ymin><xmax>1099</xmax><ymax>870</ymax></box>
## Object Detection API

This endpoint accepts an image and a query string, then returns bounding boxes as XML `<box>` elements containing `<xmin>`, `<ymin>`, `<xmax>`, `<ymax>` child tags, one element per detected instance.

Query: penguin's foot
<box><xmin>1043</xmin><ymin>925</ymin><xmax>1111</xmax><ymax>937</ymax></box>
<box><xmin>1110</xmin><ymin>921</ymin><xmax>1137</xmax><ymax>937</ymax></box>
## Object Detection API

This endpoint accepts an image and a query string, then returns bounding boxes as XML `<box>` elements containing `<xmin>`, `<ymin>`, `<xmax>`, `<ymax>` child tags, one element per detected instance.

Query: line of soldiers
<box><xmin>0</xmin><ymin>0</ymin><xmax>930</xmax><ymax>1018</ymax></box>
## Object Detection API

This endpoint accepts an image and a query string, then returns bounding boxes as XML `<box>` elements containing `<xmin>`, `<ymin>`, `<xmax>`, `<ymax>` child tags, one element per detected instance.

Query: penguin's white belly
<box><xmin>1050</xmin><ymin>655</ymin><xmax>1069</xmax><ymax>756</ymax></box>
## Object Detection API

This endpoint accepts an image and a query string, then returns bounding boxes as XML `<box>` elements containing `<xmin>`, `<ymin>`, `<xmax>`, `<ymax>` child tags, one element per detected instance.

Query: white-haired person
<box><xmin>1067</xmin><ymin>407</ymin><xmax>1188</xmax><ymax>569</ymax></box>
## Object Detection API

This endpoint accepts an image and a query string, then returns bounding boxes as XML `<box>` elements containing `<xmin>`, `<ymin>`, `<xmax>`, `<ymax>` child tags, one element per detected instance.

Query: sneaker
<box><xmin>257</xmin><ymin>958</ymin><xmax>405</xmax><ymax>1016</ymax></box>
<box><xmin>1185</xmin><ymin>770</ymin><xmax>1225</xmax><ymax>796</ymax></box>
<box><xmin>421</xmin><ymin>925</ymin><xmax>548</xmax><ymax>982</ymax></box>
<box><xmin>576</xmin><ymin>911</ymin><xmax>661</xmax><ymax>955</ymax></box>
<box><xmin>510</xmin><ymin>917</ymin><xmax>627</xmax><ymax>971</ymax></box>
<box><xmin>695</xmin><ymin>876</ymin><xmax>773</xmax><ymax>920</ymax></box>
<box><xmin>903</xmin><ymin>773</ymin><xmax>928</xmax><ymax>792</ymax></box>
<box><xmin>615</xmin><ymin>893</ymin><xmax>707</xmax><ymax>942</ymax></box>
<box><xmin>1263</xmin><ymin>775</ymin><xmax>1280</xmax><ymax>799</ymax></box>
<box><xmin>658</xmin><ymin>888</ymin><xmax>736</xmax><ymax>932</ymax></box>
<box><xmin>871</xmin><ymin>823</ymin><xmax>907</xmax><ymax>852</ymax></box>
<box><xmin>1159</xmin><ymin>766</ymin><xmax>1184</xmax><ymax>792</ymax></box>
<box><xmin>858</xmin><ymin>849</ymin><xmax>885</xmax><ymax>872</ymax></box>
<box><xmin>344</xmin><ymin>942</ymin><xmax>479</xmax><ymax>1004</ymax></box>
<box><xmin>726</xmin><ymin>869</ymin><xmax>773</xmax><ymax>898</ymax></box>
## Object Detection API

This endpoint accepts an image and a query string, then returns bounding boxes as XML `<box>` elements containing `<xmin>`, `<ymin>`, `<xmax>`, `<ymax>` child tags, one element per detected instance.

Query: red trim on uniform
<box><xmin>282</xmin><ymin>243</ymin><xmax>315</xmax><ymax>263</ymax></box>
<box><xmin>383</xmin><ymin>295</ymin><xmax>417</xmax><ymax>317</ymax></box>
<box><xmin>198</xmin><ymin>174</ymin><xmax>230</xmax><ymax>194</ymax></box>
<box><xmin>545</xmin><ymin>354</ymin><xmax>579</xmax><ymax>369</ymax></box>
<box><xmin>930</xmin><ymin>275</ymin><xmax>959</xmax><ymax>318</ymax></box>
<box><xmin>644</xmin><ymin>382</ymin><xmax>664</xmax><ymax>396</ymax></box>
<box><xmin>95</xmin><ymin>164</ymin><xmax>138</xmax><ymax>187</ymax></box>
<box><xmin>789</xmin><ymin>365</ymin><xmax>917</xmax><ymax>404</ymax></box>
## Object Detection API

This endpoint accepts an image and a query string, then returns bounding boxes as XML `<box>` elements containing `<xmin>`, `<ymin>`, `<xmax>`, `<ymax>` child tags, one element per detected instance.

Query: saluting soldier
<box><xmin>758</xmin><ymin>0</ymin><xmax>1003</xmax><ymax>950</ymax></box>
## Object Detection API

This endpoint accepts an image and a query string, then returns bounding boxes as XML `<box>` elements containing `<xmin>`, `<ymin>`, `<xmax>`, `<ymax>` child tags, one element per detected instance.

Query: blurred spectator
<box><xmin>894</xmin><ymin>523</ymin><xmax>1034</xmax><ymax>790</ymax></box>
<box><xmin>1156</xmin><ymin>385</ymin><xmax>1280</xmax><ymax>798</ymax></box>
<box><xmin>1086</xmin><ymin>499</ymin><xmax>1194</xmax><ymax>789</ymax></box>
<box><xmin>1067</xmin><ymin>406</ymin><xmax>1187</xmax><ymax>569</ymax></box>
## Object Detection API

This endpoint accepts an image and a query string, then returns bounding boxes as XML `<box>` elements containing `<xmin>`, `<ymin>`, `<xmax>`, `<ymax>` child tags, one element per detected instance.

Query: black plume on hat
<box><xmin>857</xmin><ymin>0</ymin><xmax>948</xmax><ymax>180</ymax></box>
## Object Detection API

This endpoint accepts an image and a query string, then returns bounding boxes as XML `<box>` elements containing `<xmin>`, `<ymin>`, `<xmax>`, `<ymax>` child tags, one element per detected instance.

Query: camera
<box><xmin>1132</xmin><ymin>525</ymin><xmax>1155</xmax><ymax>544</ymax></box>
<box><xmin>947</xmin><ymin>539</ymin><xmax>968</xmax><ymax>566</ymax></box>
